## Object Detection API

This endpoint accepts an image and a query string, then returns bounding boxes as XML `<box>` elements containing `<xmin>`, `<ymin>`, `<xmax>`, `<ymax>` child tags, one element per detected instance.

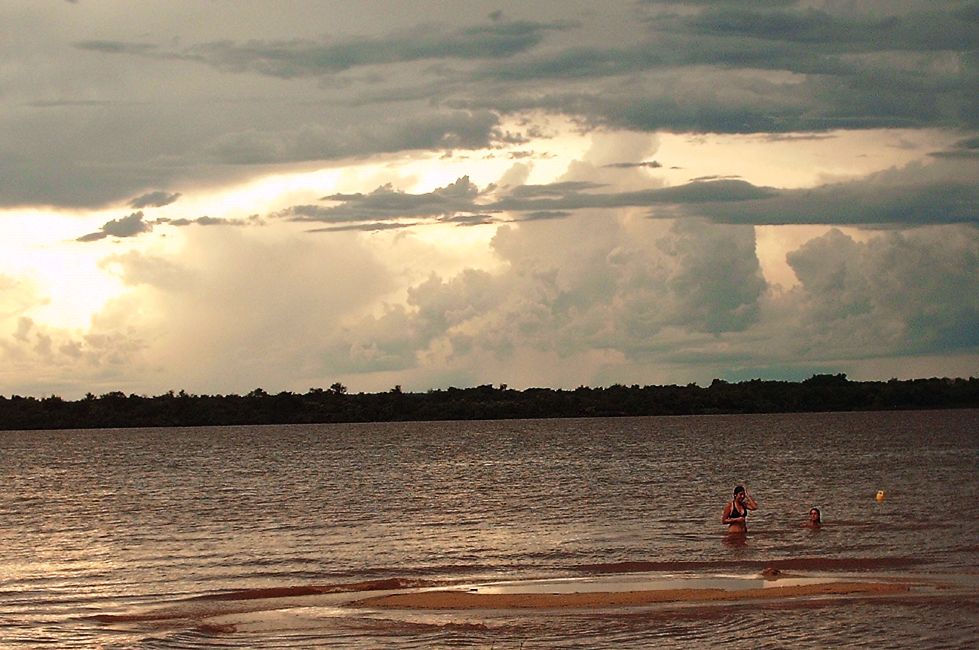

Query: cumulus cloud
<box><xmin>784</xmin><ymin>226</ymin><xmax>979</xmax><ymax>356</ymax></box>
<box><xmin>0</xmin><ymin>312</ymin><xmax>148</xmax><ymax>398</ymax></box>
<box><xmin>316</xmin><ymin>215</ymin><xmax>978</xmax><ymax>388</ymax></box>
<box><xmin>323</xmin><ymin>210</ymin><xmax>768</xmax><ymax>378</ymax></box>
<box><xmin>10</xmin><ymin>201</ymin><xmax>978</xmax><ymax>396</ymax></box>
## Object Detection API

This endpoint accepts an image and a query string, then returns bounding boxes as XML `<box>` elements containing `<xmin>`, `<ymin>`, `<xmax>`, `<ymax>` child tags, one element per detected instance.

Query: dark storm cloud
<box><xmin>77</xmin><ymin>4</ymin><xmax>977</xmax><ymax>137</ymax></box>
<box><xmin>490</xmin><ymin>179</ymin><xmax>775</xmax><ymax>212</ymax></box>
<box><xmin>645</xmin><ymin>1</ymin><xmax>797</xmax><ymax>6</ymax></box>
<box><xmin>76</xmin><ymin>20</ymin><xmax>570</xmax><ymax>78</ymax></box>
<box><xmin>278</xmin><ymin>177</ymin><xmax>771</xmax><ymax>227</ymax></box>
<box><xmin>129</xmin><ymin>191</ymin><xmax>181</xmax><ymax>209</ymax></box>
<box><xmin>679</xmin><ymin>4</ymin><xmax>978</xmax><ymax>50</ymax></box>
<box><xmin>692</xmin><ymin>175</ymin><xmax>979</xmax><ymax>226</ymax></box>
<box><xmin>930</xmin><ymin>136</ymin><xmax>979</xmax><ymax>159</ymax></box>
<box><xmin>10</xmin><ymin>2</ymin><xmax>976</xmax><ymax>210</ymax></box>
<box><xmin>282</xmin><ymin>170</ymin><xmax>977</xmax><ymax>229</ymax></box>
<box><xmin>467</xmin><ymin>58</ymin><xmax>974</xmax><ymax>134</ymax></box>
<box><xmin>455</xmin><ymin>2</ymin><xmax>978</xmax><ymax>133</ymax></box>
<box><xmin>204</xmin><ymin>110</ymin><xmax>505</xmax><ymax>165</ymax></box>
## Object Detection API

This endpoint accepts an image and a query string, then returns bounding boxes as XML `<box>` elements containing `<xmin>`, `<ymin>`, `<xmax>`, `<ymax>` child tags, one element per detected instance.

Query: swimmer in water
<box><xmin>805</xmin><ymin>506</ymin><xmax>821</xmax><ymax>528</ymax></box>
<box><xmin>722</xmin><ymin>485</ymin><xmax>757</xmax><ymax>534</ymax></box>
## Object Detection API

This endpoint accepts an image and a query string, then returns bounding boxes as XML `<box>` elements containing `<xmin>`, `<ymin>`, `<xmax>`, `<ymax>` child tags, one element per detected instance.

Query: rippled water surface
<box><xmin>2</xmin><ymin>410</ymin><xmax>977</xmax><ymax>647</ymax></box>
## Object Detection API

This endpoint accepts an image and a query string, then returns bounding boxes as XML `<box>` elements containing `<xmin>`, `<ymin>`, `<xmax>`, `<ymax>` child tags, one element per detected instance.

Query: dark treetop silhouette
<box><xmin>1</xmin><ymin>374</ymin><xmax>977</xmax><ymax>430</ymax></box>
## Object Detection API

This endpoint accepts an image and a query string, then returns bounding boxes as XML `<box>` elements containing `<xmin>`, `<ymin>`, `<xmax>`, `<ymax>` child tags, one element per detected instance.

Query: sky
<box><xmin>1</xmin><ymin>0</ymin><xmax>976</xmax><ymax>399</ymax></box>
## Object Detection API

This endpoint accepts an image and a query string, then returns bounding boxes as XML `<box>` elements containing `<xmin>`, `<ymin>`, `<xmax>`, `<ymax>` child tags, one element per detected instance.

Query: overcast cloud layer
<box><xmin>4</xmin><ymin>0</ymin><xmax>976</xmax><ymax>208</ymax></box>
<box><xmin>1</xmin><ymin>1</ymin><xmax>976</xmax><ymax>398</ymax></box>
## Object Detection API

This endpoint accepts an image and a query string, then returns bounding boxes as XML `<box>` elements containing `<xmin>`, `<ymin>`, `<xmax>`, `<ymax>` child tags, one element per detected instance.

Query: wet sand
<box><xmin>92</xmin><ymin>571</ymin><xmax>970</xmax><ymax>628</ymax></box>
<box><xmin>352</xmin><ymin>580</ymin><xmax>912</xmax><ymax>610</ymax></box>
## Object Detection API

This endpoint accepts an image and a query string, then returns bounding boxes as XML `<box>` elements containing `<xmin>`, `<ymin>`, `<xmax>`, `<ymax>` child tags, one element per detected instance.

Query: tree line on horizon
<box><xmin>0</xmin><ymin>374</ymin><xmax>976</xmax><ymax>431</ymax></box>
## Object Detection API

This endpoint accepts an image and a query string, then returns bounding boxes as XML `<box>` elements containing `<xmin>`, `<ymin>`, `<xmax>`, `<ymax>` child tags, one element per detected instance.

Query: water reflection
<box><xmin>723</xmin><ymin>532</ymin><xmax>748</xmax><ymax>549</ymax></box>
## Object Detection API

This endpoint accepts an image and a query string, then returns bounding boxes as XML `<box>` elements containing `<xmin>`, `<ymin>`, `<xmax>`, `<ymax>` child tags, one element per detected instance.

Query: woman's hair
<box><xmin>809</xmin><ymin>507</ymin><xmax>821</xmax><ymax>521</ymax></box>
<box><xmin>734</xmin><ymin>485</ymin><xmax>745</xmax><ymax>496</ymax></box>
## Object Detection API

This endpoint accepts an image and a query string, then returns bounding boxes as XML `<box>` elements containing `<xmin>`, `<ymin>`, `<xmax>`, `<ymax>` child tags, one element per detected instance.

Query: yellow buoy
<box><xmin>875</xmin><ymin>489</ymin><xmax>885</xmax><ymax>502</ymax></box>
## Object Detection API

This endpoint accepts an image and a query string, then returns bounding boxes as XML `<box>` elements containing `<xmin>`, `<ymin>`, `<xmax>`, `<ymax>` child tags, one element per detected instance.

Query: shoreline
<box><xmin>351</xmin><ymin>580</ymin><xmax>914</xmax><ymax>611</ymax></box>
<box><xmin>87</xmin><ymin>571</ymin><xmax>977</xmax><ymax>630</ymax></box>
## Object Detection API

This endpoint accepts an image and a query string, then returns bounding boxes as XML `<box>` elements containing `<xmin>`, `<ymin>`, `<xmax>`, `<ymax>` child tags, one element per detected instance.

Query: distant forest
<box><xmin>1</xmin><ymin>374</ymin><xmax>977</xmax><ymax>431</ymax></box>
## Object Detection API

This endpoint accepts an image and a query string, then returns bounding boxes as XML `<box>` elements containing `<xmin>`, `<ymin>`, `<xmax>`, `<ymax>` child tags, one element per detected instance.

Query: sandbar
<box><xmin>352</xmin><ymin>581</ymin><xmax>911</xmax><ymax>610</ymax></box>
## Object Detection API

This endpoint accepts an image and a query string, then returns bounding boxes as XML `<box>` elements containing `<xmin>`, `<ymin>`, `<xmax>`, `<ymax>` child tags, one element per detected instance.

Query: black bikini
<box><xmin>729</xmin><ymin>501</ymin><xmax>747</xmax><ymax>521</ymax></box>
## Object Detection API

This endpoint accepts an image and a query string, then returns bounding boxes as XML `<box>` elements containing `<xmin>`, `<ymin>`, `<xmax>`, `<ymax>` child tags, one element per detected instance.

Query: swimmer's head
<box><xmin>809</xmin><ymin>507</ymin><xmax>821</xmax><ymax>523</ymax></box>
<box><xmin>734</xmin><ymin>485</ymin><xmax>746</xmax><ymax>497</ymax></box>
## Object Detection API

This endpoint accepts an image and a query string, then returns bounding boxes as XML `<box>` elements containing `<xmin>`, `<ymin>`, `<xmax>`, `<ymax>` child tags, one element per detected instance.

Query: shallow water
<box><xmin>1</xmin><ymin>409</ymin><xmax>977</xmax><ymax>647</ymax></box>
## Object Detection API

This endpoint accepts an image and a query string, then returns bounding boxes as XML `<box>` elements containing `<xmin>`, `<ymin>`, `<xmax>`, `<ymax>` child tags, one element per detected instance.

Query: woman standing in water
<box><xmin>722</xmin><ymin>485</ymin><xmax>757</xmax><ymax>534</ymax></box>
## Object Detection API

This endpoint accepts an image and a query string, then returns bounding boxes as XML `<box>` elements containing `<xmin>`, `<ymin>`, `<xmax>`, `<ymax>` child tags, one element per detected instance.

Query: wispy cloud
<box><xmin>77</xmin><ymin>213</ymin><xmax>247</xmax><ymax>242</ymax></box>
<box><xmin>273</xmin><ymin>167</ymin><xmax>978</xmax><ymax>230</ymax></box>
<box><xmin>129</xmin><ymin>191</ymin><xmax>181</xmax><ymax>209</ymax></box>
<box><xmin>75</xmin><ymin>20</ymin><xmax>572</xmax><ymax>78</ymax></box>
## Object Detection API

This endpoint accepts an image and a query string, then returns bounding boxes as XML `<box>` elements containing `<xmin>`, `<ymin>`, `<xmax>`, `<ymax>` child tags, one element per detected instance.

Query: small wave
<box><xmin>307</xmin><ymin>563</ymin><xmax>495</xmax><ymax>581</ymax></box>
<box><xmin>189</xmin><ymin>577</ymin><xmax>436</xmax><ymax>603</ymax></box>
<box><xmin>571</xmin><ymin>556</ymin><xmax>928</xmax><ymax>575</ymax></box>
<box><xmin>86</xmin><ymin>577</ymin><xmax>434</xmax><ymax>625</ymax></box>
<box><xmin>947</xmin><ymin>544</ymin><xmax>979</xmax><ymax>554</ymax></box>
<box><xmin>828</xmin><ymin>518</ymin><xmax>955</xmax><ymax>531</ymax></box>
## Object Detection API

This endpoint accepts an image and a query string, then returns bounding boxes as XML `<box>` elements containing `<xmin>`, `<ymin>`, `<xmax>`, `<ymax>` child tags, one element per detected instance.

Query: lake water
<box><xmin>1</xmin><ymin>410</ymin><xmax>977</xmax><ymax>648</ymax></box>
